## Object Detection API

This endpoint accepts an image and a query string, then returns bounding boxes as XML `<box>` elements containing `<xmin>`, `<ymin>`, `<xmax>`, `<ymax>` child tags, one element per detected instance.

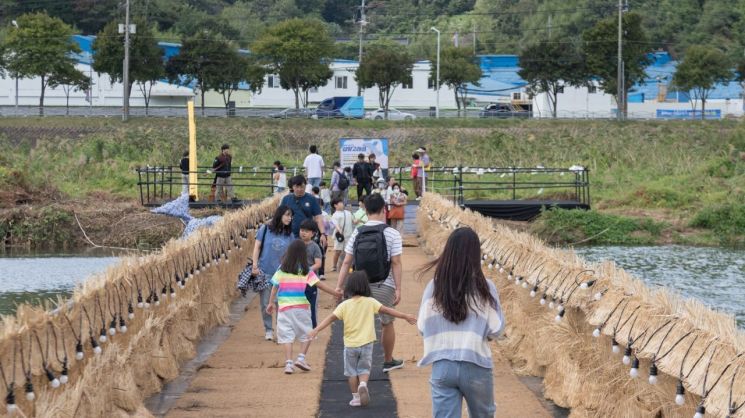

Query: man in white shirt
<box><xmin>303</xmin><ymin>145</ymin><xmax>325</xmax><ymax>188</ymax></box>
<box><xmin>336</xmin><ymin>193</ymin><xmax>404</xmax><ymax>373</ymax></box>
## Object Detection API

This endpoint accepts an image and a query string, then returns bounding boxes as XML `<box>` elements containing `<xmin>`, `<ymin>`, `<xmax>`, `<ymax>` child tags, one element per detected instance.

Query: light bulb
<box><xmin>99</xmin><ymin>335</ymin><xmax>107</xmax><ymax>343</ymax></box>
<box><xmin>648</xmin><ymin>364</ymin><xmax>658</xmax><ymax>385</ymax></box>
<box><xmin>554</xmin><ymin>314</ymin><xmax>562</xmax><ymax>323</ymax></box>
<box><xmin>558</xmin><ymin>304</ymin><xmax>564</xmax><ymax>312</ymax></box>
<box><xmin>155</xmin><ymin>300</ymin><xmax>160</xmax><ymax>306</ymax></box>
<box><xmin>108</xmin><ymin>327</ymin><xmax>116</xmax><ymax>336</ymax></box>
<box><xmin>594</xmin><ymin>292</ymin><xmax>603</xmax><ymax>301</ymax></box>
<box><xmin>137</xmin><ymin>302</ymin><xmax>144</xmax><ymax>308</ymax></box>
<box><xmin>649</xmin><ymin>375</ymin><xmax>658</xmax><ymax>385</ymax></box>
<box><xmin>480</xmin><ymin>260</ymin><xmax>484</xmax><ymax>266</ymax></box>
<box><xmin>530</xmin><ymin>290</ymin><xmax>537</xmax><ymax>298</ymax></box>
<box><xmin>128</xmin><ymin>312</ymin><xmax>135</xmax><ymax>320</ymax></box>
<box><xmin>549</xmin><ymin>301</ymin><xmax>555</xmax><ymax>309</ymax></box>
<box><xmin>60</xmin><ymin>374</ymin><xmax>68</xmax><ymax>384</ymax></box>
<box><xmin>508</xmin><ymin>273</ymin><xmax>513</xmax><ymax>280</ymax></box>
<box><xmin>76</xmin><ymin>351</ymin><xmax>84</xmax><ymax>360</ymax></box>
<box><xmin>488</xmin><ymin>263</ymin><xmax>494</xmax><ymax>270</ymax></box>
<box><xmin>144</xmin><ymin>302</ymin><xmax>150</xmax><ymax>308</ymax></box>
<box><xmin>499</xmin><ymin>267</ymin><xmax>504</xmax><ymax>273</ymax></box>
<box><xmin>522</xmin><ymin>282</ymin><xmax>528</xmax><ymax>289</ymax></box>
<box><xmin>25</xmin><ymin>392</ymin><xmax>35</xmax><ymax>401</ymax></box>
<box><xmin>540</xmin><ymin>297</ymin><xmax>546</xmax><ymax>306</ymax></box>
<box><xmin>675</xmin><ymin>381</ymin><xmax>685</xmax><ymax>405</ymax></box>
<box><xmin>50</xmin><ymin>378</ymin><xmax>60</xmax><ymax>388</ymax></box>
<box><xmin>676</xmin><ymin>394</ymin><xmax>685</xmax><ymax>405</ymax></box>
<box><xmin>612</xmin><ymin>340</ymin><xmax>620</xmax><ymax>354</ymax></box>
<box><xmin>592</xmin><ymin>328</ymin><xmax>601</xmax><ymax>338</ymax></box>
<box><xmin>694</xmin><ymin>405</ymin><xmax>705</xmax><ymax>418</ymax></box>
<box><xmin>7</xmin><ymin>404</ymin><xmax>17</xmax><ymax>414</ymax></box>
<box><xmin>630</xmin><ymin>367</ymin><xmax>639</xmax><ymax>378</ymax></box>
<box><xmin>93</xmin><ymin>346</ymin><xmax>102</xmax><ymax>355</ymax></box>
<box><xmin>120</xmin><ymin>325</ymin><xmax>127</xmax><ymax>334</ymax></box>
<box><xmin>580</xmin><ymin>282</ymin><xmax>588</xmax><ymax>289</ymax></box>
<box><xmin>623</xmin><ymin>355</ymin><xmax>630</xmax><ymax>365</ymax></box>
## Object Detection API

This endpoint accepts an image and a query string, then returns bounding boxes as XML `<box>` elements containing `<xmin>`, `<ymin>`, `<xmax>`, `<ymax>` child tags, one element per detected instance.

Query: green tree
<box><xmin>92</xmin><ymin>19</ymin><xmax>165</xmax><ymax>115</ymax></box>
<box><xmin>3</xmin><ymin>12</ymin><xmax>80</xmax><ymax>115</ymax></box>
<box><xmin>673</xmin><ymin>45</ymin><xmax>732</xmax><ymax>119</ymax></box>
<box><xmin>166</xmin><ymin>30</ymin><xmax>229</xmax><ymax>115</ymax></box>
<box><xmin>48</xmin><ymin>65</ymin><xmax>91</xmax><ymax>115</ymax></box>
<box><xmin>208</xmin><ymin>51</ymin><xmax>266</xmax><ymax>113</ymax></box>
<box><xmin>356</xmin><ymin>41</ymin><xmax>414</xmax><ymax>118</ymax></box>
<box><xmin>433</xmin><ymin>46</ymin><xmax>482</xmax><ymax>115</ymax></box>
<box><xmin>582</xmin><ymin>12</ymin><xmax>651</xmax><ymax>117</ymax></box>
<box><xmin>518</xmin><ymin>41</ymin><xmax>588</xmax><ymax>118</ymax></box>
<box><xmin>252</xmin><ymin>18</ymin><xmax>335</xmax><ymax>109</ymax></box>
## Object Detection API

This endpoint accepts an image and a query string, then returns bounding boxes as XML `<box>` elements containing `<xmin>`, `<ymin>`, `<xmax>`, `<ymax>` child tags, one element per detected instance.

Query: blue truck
<box><xmin>314</xmin><ymin>96</ymin><xmax>364</xmax><ymax>119</ymax></box>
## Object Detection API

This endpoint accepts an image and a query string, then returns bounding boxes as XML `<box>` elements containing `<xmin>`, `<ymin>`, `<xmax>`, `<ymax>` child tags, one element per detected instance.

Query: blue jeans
<box><xmin>308</xmin><ymin>177</ymin><xmax>321</xmax><ymax>188</ymax></box>
<box><xmin>430</xmin><ymin>360</ymin><xmax>496</xmax><ymax>418</ymax></box>
<box><xmin>259</xmin><ymin>286</ymin><xmax>273</xmax><ymax>332</ymax></box>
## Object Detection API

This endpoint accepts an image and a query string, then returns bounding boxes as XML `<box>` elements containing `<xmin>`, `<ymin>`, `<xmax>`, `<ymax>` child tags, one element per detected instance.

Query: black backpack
<box><xmin>337</xmin><ymin>171</ymin><xmax>350</xmax><ymax>191</ymax></box>
<box><xmin>352</xmin><ymin>224</ymin><xmax>390</xmax><ymax>283</ymax></box>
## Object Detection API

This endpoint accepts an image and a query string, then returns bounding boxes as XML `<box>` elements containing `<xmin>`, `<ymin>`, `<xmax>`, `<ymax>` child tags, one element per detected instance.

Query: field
<box><xmin>1</xmin><ymin>117</ymin><xmax>744</xmax><ymax>248</ymax></box>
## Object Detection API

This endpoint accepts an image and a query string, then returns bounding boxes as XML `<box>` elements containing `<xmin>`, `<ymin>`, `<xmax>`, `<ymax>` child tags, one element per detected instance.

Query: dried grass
<box><xmin>418</xmin><ymin>193</ymin><xmax>745</xmax><ymax>418</ymax></box>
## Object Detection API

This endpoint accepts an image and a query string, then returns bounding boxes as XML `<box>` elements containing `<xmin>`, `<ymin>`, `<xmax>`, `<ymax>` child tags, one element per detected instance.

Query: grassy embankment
<box><xmin>1</xmin><ymin>117</ymin><xmax>744</xmax><ymax>249</ymax></box>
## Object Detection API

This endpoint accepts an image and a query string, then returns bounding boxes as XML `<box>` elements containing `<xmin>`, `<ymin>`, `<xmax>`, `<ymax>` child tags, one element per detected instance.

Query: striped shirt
<box><xmin>344</xmin><ymin>220</ymin><xmax>403</xmax><ymax>289</ymax></box>
<box><xmin>270</xmin><ymin>269</ymin><xmax>319</xmax><ymax>312</ymax></box>
<box><xmin>417</xmin><ymin>279</ymin><xmax>505</xmax><ymax>369</ymax></box>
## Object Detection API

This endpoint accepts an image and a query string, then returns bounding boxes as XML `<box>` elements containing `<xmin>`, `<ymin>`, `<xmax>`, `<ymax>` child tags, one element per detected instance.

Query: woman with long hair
<box><xmin>417</xmin><ymin>227</ymin><xmax>504</xmax><ymax>418</ymax></box>
<box><xmin>252</xmin><ymin>204</ymin><xmax>295</xmax><ymax>341</ymax></box>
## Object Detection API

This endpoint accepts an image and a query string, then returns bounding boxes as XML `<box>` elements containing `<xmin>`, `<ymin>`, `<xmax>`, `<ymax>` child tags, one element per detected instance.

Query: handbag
<box><xmin>237</xmin><ymin>225</ymin><xmax>269</xmax><ymax>296</ymax></box>
<box><xmin>334</xmin><ymin>212</ymin><xmax>346</xmax><ymax>243</ymax></box>
<box><xmin>388</xmin><ymin>204</ymin><xmax>404</xmax><ymax>220</ymax></box>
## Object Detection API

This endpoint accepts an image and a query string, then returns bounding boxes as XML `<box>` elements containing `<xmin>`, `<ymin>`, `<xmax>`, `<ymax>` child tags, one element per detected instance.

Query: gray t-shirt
<box><xmin>305</xmin><ymin>241</ymin><xmax>323</xmax><ymax>270</ymax></box>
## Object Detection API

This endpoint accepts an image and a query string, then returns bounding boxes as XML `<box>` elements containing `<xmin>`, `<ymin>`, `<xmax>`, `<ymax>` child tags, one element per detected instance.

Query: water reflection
<box><xmin>573</xmin><ymin>245</ymin><xmax>745</xmax><ymax>329</ymax></box>
<box><xmin>0</xmin><ymin>256</ymin><xmax>119</xmax><ymax>315</ymax></box>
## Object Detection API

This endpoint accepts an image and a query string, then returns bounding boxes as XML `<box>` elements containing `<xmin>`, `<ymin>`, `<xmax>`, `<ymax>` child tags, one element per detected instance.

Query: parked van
<box><xmin>314</xmin><ymin>96</ymin><xmax>364</xmax><ymax>119</ymax></box>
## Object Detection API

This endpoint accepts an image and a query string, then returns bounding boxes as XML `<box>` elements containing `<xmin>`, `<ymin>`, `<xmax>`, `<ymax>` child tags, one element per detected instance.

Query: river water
<box><xmin>573</xmin><ymin>245</ymin><xmax>745</xmax><ymax>329</ymax></box>
<box><xmin>0</xmin><ymin>246</ymin><xmax>742</xmax><ymax>329</ymax></box>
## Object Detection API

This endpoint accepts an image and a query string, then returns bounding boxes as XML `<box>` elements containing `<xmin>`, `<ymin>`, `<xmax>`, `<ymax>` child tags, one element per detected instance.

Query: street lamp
<box><xmin>12</xmin><ymin>20</ymin><xmax>19</xmax><ymax>108</ymax></box>
<box><xmin>430</xmin><ymin>27</ymin><xmax>440</xmax><ymax>119</ymax></box>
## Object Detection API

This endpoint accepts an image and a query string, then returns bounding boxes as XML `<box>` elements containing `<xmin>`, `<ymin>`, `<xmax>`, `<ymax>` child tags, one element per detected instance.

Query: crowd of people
<box><xmin>238</xmin><ymin>145</ymin><xmax>504</xmax><ymax>417</ymax></box>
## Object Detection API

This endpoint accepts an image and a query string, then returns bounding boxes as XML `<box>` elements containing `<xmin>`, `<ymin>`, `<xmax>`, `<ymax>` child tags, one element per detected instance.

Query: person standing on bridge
<box><xmin>280</xmin><ymin>175</ymin><xmax>327</xmax><ymax>249</ymax></box>
<box><xmin>252</xmin><ymin>205</ymin><xmax>295</xmax><ymax>341</ymax></box>
<box><xmin>417</xmin><ymin>227</ymin><xmax>504</xmax><ymax>418</ymax></box>
<box><xmin>352</xmin><ymin>153</ymin><xmax>374</xmax><ymax>201</ymax></box>
<box><xmin>303</xmin><ymin>145</ymin><xmax>325</xmax><ymax>188</ymax></box>
<box><xmin>212</xmin><ymin>144</ymin><xmax>236</xmax><ymax>203</ymax></box>
<box><xmin>336</xmin><ymin>193</ymin><xmax>404</xmax><ymax>373</ymax></box>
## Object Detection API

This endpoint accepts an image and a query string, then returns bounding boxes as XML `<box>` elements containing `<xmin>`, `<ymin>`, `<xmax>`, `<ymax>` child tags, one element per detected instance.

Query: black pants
<box><xmin>304</xmin><ymin>285</ymin><xmax>318</xmax><ymax>327</ymax></box>
<box><xmin>356</xmin><ymin>182</ymin><xmax>372</xmax><ymax>201</ymax></box>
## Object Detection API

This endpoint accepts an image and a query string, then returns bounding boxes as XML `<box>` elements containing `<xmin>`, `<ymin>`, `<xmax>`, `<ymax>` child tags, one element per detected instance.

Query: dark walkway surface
<box><xmin>317</xmin><ymin>320</ymin><xmax>398</xmax><ymax>417</ymax></box>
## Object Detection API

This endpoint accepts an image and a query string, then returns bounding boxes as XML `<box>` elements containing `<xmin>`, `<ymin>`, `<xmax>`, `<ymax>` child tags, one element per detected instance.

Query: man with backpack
<box><xmin>330</xmin><ymin>161</ymin><xmax>349</xmax><ymax>205</ymax></box>
<box><xmin>352</xmin><ymin>153</ymin><xmax>374</xmax><ymax>201</ymax></box>
<box><xmin>335</xmin><ymin>193</ymin><xmax>404</xmax><ymax>373</ymax></box>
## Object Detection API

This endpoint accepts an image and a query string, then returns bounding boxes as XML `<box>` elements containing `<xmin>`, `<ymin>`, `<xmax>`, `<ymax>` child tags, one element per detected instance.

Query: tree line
<box><xmin>1</xmin><ymin>10</ymin><xmax>742</xmax><ymax>119</ymax></box>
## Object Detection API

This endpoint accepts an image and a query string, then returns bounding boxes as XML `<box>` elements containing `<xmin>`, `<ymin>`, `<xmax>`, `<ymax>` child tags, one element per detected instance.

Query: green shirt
<box><xmin>353</xmin><ymin>208</ymin><xmax>368</xmax><ymax>229</ymax></box>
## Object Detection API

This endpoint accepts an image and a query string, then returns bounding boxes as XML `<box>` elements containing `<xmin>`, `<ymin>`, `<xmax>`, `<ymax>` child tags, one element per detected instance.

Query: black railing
<box><xmin>136</xmin><ymin>165</ymin><xmax>590</xmax><ymax>209</ymax></box>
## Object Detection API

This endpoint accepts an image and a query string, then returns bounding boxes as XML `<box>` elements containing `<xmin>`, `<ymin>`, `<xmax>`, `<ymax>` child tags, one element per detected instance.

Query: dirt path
<box><xmin>162</xmin><ymin>242</ymin><xmax>553</xmax><ymax>417</ymax></box>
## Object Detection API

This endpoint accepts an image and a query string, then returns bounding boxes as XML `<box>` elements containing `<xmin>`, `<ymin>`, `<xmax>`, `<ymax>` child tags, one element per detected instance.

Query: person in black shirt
<box><xmin>212</xmin><ymin>143</ymin><xmax>235</xmax><ymax>202</ymax></box>
<box><xmin>352</xmin><ymin>153</ymin><xmax>373</xmax><ymax>201</ymax></box>
<box><xmin>179</xmin><ymin>150</ymin><xmax>189</xmax><ymax>194</ymax></box>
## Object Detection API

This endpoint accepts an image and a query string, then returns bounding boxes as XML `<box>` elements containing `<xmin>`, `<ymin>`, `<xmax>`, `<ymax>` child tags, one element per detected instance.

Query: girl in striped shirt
<box><xmin>267</xmin><ymin>240</ymin><xmax>340</xmax><ymax>374</ymax></box>
<box><xmin>417</xmin><ymin>227</ymin><xmax>505</xmax><ymax>418</ymax></box>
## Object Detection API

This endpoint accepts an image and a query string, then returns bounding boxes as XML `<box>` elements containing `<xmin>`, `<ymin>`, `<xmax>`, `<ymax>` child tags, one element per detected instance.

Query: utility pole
<box><xmin>548</xmin><ymin>14</ymin><xmax>552</xmax><ymax>39</ymax></box>
<box><xmin>617</xmin><ymin>0</ymin><xmax>624</xmax><ymax>121</ymax></box>
<box><xmin>472</xmin><ymin>22</ymin><xmax>476</xmax><ymax>55</ymax></box>
<box><xmin>357</xmin><ymin>0</ymin><xmax>366</xmax><ymax>96</ymax></box>
<box><xmin>122</xmin><ymin>0</ymin><xmax>131</xmax><ymax>121</ymax></box>
<box><xmin>431</xmin><ymin>27</ymin><xmax>440</xmax><ymax>119</ymax></box>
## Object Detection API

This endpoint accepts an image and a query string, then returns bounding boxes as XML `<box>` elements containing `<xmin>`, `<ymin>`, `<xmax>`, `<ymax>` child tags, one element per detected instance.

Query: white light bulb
<box><xmin>144</xmin><ymin>302</ymin><xmax>150</xmax><ymax>308</ymax></box>
<box><xmin>580</xmin><ymin>282</ymin><xmax>588</xmax><ymax>289</ymax></box>
<box><xmin>155</xmin><ymin>300</ymin><xmax>160</xmax><ymax>306</ymax></box>
<box><xmin>171</xmin><ymin>292</ymin><xmax>176</xmax><ymax>299</ymax></box>
<box><xmin>649</xmin><ymin>375</ymin><xmax>658</xmax><ymax>385</ymax></box>
<box><xmin>514</xmin><ymin>278</ymin><xmax>520</xmax><ymax>285</ymax></box>
<box><xmin>521</xmin><ymin>282</ymin><xmax>528</xmax><ymax>288</ymax></box>
<box><xmin>137</xmin><ymin>302</ymin><xmax>144</xmax><ymax>308</ymax></box>
<box><xmin>93</xmin><ymin>346</ymin><xmax>102</xmax><ymax>355</ymax></box>
<box><xmin>508</xmin><ymin>274</ymin><xmax>513</xmax><ymax>280</ymax></box>
<box><xmin>76</xmin><ymin>351</ymin><xmax>84</xmax><ymax>360</ymax></box>
<box><xmin>225</xmin><ymin>259</ymin><xmax>229</xmax><ymax>264</ymax></box>
<box><xmin>480</xmin><ymin>260</ymin><xmax>484</xmax><ymax>266</ymax></box>
<box><xmin>7</xmin><ymin>404</ymin><xmax>17</xmax><ymax>413</ymax></box>
<box><xmin>50</xmin><ymin>378</ymin><xmax>60</xmax><ymax>388</ymax></box>
<box><xmin>594</xmin><ymin>292</ymin><xmax>603</xmax><ymax>301</ymax></box>
<box><xmin>554</xmin><ymin>315</ymin><xmax>562</xmax><ymax>323</ymax></box>
<box><xmin>630</xmin><ymin>368</ymin><xmax>639</xmax><ymax>378</ymax></box>
<box><xmin>128</xmin><ymin>312</ymin><xmax>135</xmax><ymax>320</ymax></box>
<box><xmin>108</xmin><ymin>327</ymin><xmax>116</xmax><ymax>336</ymax></box>
<box><xmin>549</xmin><ymin>301</ymin><xmax>555</xmax><ymax>309</ymax></box>
<box><xmin>592</xmin><ymin>328</ymin><xmax>601</xmax><ymax>338</ymax></box>
<box><xmin>499</xmin><ymin>267</ymin><xmax>504</xmax><ymax>273</ymax></box>
<box><xmin>59</xmin><ymin>375</ymin><xmax>68</xmax><ymax>384</ymax></box>
<box><xmin>694</xmin><ymin>413</ymin><xmax>703</xmax><ymax>418</ymax></box>
<box><xmin>558</xmin><ymin>305</ymin><xmax>564</xmax><ymax>312</ymax></box>
<box><xmin>612</xmin><ymin>345</ymin><xmax>620</xmax><ymax>354</ymax></box>
<box><xmin>120</xmin><ymin>325</ymin><xmax>128</xmax><ymax>334</ymax></box>
<box><xmin>99</xmin><ymin>335</ymin><xmax>107</xmax><ymax>343</ymax></box>
<box><xmin>530</xmin><ymin>290</ymin><xmax>537</xmax><ymax>298</ymax></box>
<box><xmin>622</xmin><ymin>355</ymin><xmax>630</xmax><ymax>365</ymax></box>
<box><xmin>675</xmin><ymin>395</ymin><xmax>685</xmax><ymax>406</ymax></box>
<box><xmin>26</xmin><ymin>392</ymin><xmax>35</xmax><ymax>401</ymax></box>
<box><xmin>488</xmin><ymin>264</ymin><xmax>494</xmax><ymax>270</ymax></box>
<box><xmin>540</xmin><ymin>298</ymin><xmax>546</xmax><ymax>306</ymax></box>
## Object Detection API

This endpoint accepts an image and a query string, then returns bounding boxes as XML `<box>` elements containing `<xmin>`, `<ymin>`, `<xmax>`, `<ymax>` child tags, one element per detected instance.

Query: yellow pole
<box><xmin>187</xmin><ymin>100</ymin><xmax>198</xmax><ymax>200</ymax></box>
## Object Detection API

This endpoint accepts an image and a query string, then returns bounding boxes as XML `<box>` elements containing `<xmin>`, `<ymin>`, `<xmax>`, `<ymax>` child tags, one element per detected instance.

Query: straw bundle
<box><xmin>418</xmin><ymin>193</ymin><xmax>745</xmax><ymax>418</ymax></box>
<box><xmin>0</xmin><ymin>195</ymin><xmax>280</xmax><ymax>416</ymax></box>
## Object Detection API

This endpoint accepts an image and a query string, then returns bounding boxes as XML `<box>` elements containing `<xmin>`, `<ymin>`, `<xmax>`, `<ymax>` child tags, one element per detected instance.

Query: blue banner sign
<box><xmin>339</xmin><ymin>138</ymin><xmax>389</xmax><ymax>169</ymax></box>
<box><xmin>656</xmin><ymin>109</ymin><xmax>721</xmax><ymax>119</ymax></box>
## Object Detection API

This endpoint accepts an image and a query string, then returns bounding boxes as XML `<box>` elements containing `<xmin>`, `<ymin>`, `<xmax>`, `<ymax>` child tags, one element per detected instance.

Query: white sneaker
<box><xmin>358</xmin><ymin>383</ymin><xmax>370</xmax><ymax>406</ymax></box>
<box><xmin>294</xmin><ymin>358</ymin><xmax>311</xmax><ymax>371</ymax></box>
<box><xmin>284</xmin><ymin>362</ymin><xmax>294</xmax><ymax>374</ymax></box>
<box><xmin>349</xmin><ymin>395</ymin><xmax>361</xmax><ymax>407</ymax></box>
<box><xmin>264</xmin><ymin>331</ymin><xmax>273</xmax><ymax>341</ymax></box>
